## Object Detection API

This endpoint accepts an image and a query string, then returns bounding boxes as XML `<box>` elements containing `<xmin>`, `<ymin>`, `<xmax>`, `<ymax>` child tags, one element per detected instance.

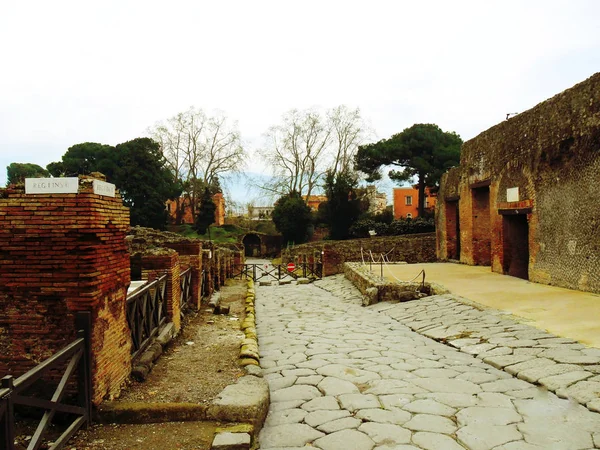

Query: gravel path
<box><xmin>255</xmin><ymin>278</ymin><xmax>600</xmax><ymax>450</ymax></box>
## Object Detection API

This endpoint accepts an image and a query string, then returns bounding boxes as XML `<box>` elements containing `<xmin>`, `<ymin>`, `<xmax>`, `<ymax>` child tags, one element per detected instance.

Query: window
<box><xmin>425</xmin><ymin>198</ymin><xmax>429</xmax><ymax>208</ymax></box>
<box><xmin>405</xmin><ymin>196</ymin><xmax>412</xmax><ymax>206</ymax></box>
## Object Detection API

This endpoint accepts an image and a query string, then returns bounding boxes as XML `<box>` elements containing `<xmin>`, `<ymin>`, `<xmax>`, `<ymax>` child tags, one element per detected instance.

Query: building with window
<box><xmin>393</xmin><ymin>186</ymin><xmax>436</xmax><ymax>219</ymax></box>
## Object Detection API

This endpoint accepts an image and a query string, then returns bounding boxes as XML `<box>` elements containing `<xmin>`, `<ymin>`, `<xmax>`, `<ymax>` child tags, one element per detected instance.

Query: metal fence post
<box><xmin>75</xmin><ymin>311</ymin><xmax>92</xmax><ymax>427</ymax></box>
<box><xmin>1</xmin><ymin>376</ymin><xmax>15</xmax><ymax>450</ymax></box>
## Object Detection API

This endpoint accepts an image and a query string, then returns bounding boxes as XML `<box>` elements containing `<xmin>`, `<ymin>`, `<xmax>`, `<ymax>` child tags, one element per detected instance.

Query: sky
<box><xmin>1</xmin><ymin>0</ymin><xmax>599</xmax><ymax>207</ymax></box>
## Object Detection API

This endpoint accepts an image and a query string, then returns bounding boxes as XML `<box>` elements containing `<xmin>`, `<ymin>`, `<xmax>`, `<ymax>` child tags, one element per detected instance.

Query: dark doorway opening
<box><xmin>502</xmin><ymin>214</ymin><xmax>529</xmax><ymax>280</ymax></box>
<box><xmin>472</xmin><ymin>187</ymin><xmax>491</xmax><ymax>265</ymax></box>
<box><xmin>445</xmin><ymin>200</ymin><xmax>460</xmax><ymax>260</ymax></box>
<box><xmin>243</xmin><ymin>233</ymin><xmax>262</xmax><ymax>257</ymax></box>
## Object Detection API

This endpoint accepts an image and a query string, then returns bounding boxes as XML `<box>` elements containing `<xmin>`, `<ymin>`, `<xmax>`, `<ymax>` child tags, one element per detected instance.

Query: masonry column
<box><xmin>164</xmin><ymin>240</ymin><xmax>203</xmax><ymax>310</ymax></box>
<box><xmin>0</xmin><ymin>175</ymin><xmax>131</xmax><ymax>405</ymax></box>
<box><xmin>139</xmin><ymin>250</ymin><xmax>182</xmax><ymax>331</ymax></box>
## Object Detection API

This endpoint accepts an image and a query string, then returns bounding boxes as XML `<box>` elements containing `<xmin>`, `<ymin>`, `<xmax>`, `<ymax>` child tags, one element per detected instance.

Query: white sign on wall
<box><xmin>25</xmin><ymin>177</ymin><xmax>79</xmax><ymax>194</ymax></box>
<box><xmin>506</xmin><ymin>187</ymin><xmax>519</xmax><ymax>202</ymax></box>
<box><xmin>93</xmin><ymin>180</ymin><xmax>116</xmax><ymax>197</ymax></box>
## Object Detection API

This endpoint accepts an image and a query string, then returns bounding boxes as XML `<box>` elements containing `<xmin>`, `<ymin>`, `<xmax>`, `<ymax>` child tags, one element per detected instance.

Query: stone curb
<box><xmin>239</xmin><ymin>280</ymin><xmax>262</xmax><ymax>376</ymax></box>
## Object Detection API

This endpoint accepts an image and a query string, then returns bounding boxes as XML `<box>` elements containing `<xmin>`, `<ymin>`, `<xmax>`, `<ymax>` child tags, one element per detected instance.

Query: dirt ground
<box><xmin>117</xmin><ymin>279</ymin><xmax>247</xmax><ymax>405</ymax></box>
<box><xmin>13</xmin><ymin>279</ymin><xmax>249</xmax><ymax>450</ymax></box>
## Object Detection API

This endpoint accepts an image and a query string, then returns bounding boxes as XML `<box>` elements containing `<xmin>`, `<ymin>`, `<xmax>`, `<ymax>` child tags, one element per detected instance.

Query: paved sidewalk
<box><xmin>256</xmin><ymin>280</ymin><xmax>600</xmax><ymax>450</ymax></box>
<box><xmin>381</xmin><ymin>263</ymin><xmax>600</xmax><ymax>348</ymax></box>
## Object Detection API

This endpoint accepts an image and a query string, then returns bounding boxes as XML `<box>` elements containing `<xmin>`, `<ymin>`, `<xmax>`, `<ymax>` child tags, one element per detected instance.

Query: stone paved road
<box><xmin>256</xmin><ymin>281</ymin><xmax>600</xmax><ymax>450</ymax></box>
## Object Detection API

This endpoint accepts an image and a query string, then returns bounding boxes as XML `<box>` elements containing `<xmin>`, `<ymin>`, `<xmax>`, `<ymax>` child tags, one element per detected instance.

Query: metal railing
<box><xmin>179</xmin><ymin>267</ymin><xmax>192</xmax><ymax>315</ymax></box>
<box><xmin>232</xmin><ymin>263</ymin><xmax>322</xmax><ymax>282</ymax></box>
<box><xmin>126</xmin><ymin>273</ymin><xmax>168</xmax><ymax>359</ymax></box>
<box><xmin>0</xmin><ymin>312</ymin><xmax>91</xmax><ymax>450</ymax></box>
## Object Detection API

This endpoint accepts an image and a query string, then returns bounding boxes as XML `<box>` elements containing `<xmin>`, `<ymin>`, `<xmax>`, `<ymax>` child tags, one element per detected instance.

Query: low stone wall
<box><xmin>283</xmin><ymin>233</ymin><xmax>436</xmax><ymax>276</ymax></box>
<box><xmin>343</xmin><ymin>262</ymin><xmax>432</xmax><ymax>304</ymax></box>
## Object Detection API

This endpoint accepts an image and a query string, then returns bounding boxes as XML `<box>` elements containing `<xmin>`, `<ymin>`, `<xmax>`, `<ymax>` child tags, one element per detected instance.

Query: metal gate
<box><xmin>232</xmin><ymin>263</ymin><xmax>322</xmax><ymax>282</ymax></box>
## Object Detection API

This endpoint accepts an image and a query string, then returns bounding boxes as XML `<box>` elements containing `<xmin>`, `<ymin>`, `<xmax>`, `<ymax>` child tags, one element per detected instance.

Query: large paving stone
<box><xmin>270</xmin><ymin>385</ymin><xmax>322</xmax><ymax>402</ymax></box>
<box><xmin>412</xmin><ymin>431</ymin><xmax>468</xmax><ymax>450</ymax></box>
<box><xmin>354</xmin><ymin>408</ymin><xmax>412</xmax><ymax>425</ymax></box>
<box><xmin>517</xmin><ymin>363</ymin><xmax>582</xmax><ymax>383</ymax></box>
<box><xmin>317</xmin><ymin>416</ymin><xmax>362</xmax><ymax>433</ymax></box>
<box><xmin>456</xmin><ymin>424</ymin><xmax>523</xmax><ymax>450</ymax></box>
<box><xmin>265</xmin><ymin>408</ymin><xmax>307</xmax><ymax>426</ymax></box>
<box><xmin>317</xmin><ymin>376</ymin><xmax>360</xmax><ymax>396</ymax></box>
<box><xmin>417</xmin><ymin>392</ymin><xmax>478</xmax><ymax>408</ymax></box>
<box><xmin>404</xmin><ymin>413</ymin><xmax>457</xmax><ymax>434</ymax></box>
<box><xmin>517</xmin><ymin>421</ymin><xmax>593</xmax><ymax>449</ymax></box>
<box><xmin>538</xmin><ymin>370</ymin><xmax>593</xmax><ymax>390</ymax></box>
<box><xmin>364</xmin><ymin>379</ymin><xmax>423</xmax><ymax>395</ymax></box>
<box><xmin>304</xmin><ymin>409</ymin><xmax>351</xmax><ymax>427</ymax></box>
<box><xmin>301</xmin><ymin>396</ymin><xmax>340</xmax><ymax>411</ymax></box>
<box><xmin>456</xmin><ymin>406</ymin><xmax>522</xmax><ymax>426</ymax></box>
<box><xmin>403</xmin><ymin>399</ymin><xmax>456</xmax><ymax>416</ymax></box>
<box><xmin>269</xmin><ymin>376</ymin><xmax>298</xmax><ymax>391</ymax></box>
<box><xmin>483</xmin><ymin>354</ymin><xmax>536</xmax><ymax>369</ymax></box>
<box><xmin>338</xmin><ymin>393</ymin><xmax>381</xmax><ymax>411</ymax></box>
<box><xmin>317</xmin><ymin>364</ymin><xmax>381</xmax><ymax>384</ymax></box>
<box><xmin>412</xmin><ymin>378</ymin><xmax>481</xmax><ymax>394</ymax></box>
<box><xmin>358</xmin><ymin>422</ymin><xmax>412</xmax><ymax>445</ymax></box>
<box><xmin>259</xmin><ymin>423</ymin><xmax>325</xmax><ymax>448</ymax></box>
<box><xmin>480</xmin><ymin>378</ymin><xmax>532</xmax><ymax>393</ymax></box>
<box><xmin>504</xmin><ymin>357</ymin><xmax>556</xmax><ymax>376</ymax></box>
<box><xmin>313</xmin><ymin>429</ymin><xmax>375</xmax><ymax>450</ymax></box>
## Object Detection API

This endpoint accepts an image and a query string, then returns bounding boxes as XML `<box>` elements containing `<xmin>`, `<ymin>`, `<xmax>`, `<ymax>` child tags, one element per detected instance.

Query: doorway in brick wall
<box><xmin>445</xmin><ymin>200</ymin><xmax>460</xmax><ymax>260</ymax></box>
<box><xmin>502</xmin><ymin>214</ymin><xmax>529</xmax><ymax>280</ymax></box>
<box><xmin>471</xmin><ymin>186</ymin><xmax>491</xmax><ymax>265</ymax></box>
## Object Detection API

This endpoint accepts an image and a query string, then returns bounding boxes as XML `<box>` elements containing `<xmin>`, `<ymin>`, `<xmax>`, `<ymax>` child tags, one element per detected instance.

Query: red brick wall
<box><xmin>0</xmin><ymin>176</ymin><xmax>131</xmax><ymax>404</ymax></box>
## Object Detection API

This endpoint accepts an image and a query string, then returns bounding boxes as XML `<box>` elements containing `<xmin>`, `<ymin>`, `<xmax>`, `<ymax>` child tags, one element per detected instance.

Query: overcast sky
<box><xmin>1</xmin><ymin>1</ymin><xmax>599</xmax><ymax>204</ymax></box>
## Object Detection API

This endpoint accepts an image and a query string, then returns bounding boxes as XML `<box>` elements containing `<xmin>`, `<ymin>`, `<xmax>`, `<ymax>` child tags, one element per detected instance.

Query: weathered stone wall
<box><xmin>0</xmin><ymin>176</ymin><xmax>131</xmax><ymax>404</ymax></box>
<box><xmin>343</xmin><ymin>262</ymin><xmax>433</xmax><ymax>304</ymax></box>
<box><xmin>283</xmin><ymin>233</ymin><xmax>437</xmax><ymax>276</ymax></box>
<box><xmin>437</xmin><ymin>72</ymin><xmax>600</xmax><ymax>293</ymax></box>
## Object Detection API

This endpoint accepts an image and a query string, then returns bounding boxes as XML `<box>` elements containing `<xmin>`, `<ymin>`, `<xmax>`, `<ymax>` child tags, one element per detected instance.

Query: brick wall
<box><xmin>0</xmin><ymin>176</ymin><xmax>131</xmax><ymax>404</ymax></box>
<box><xmin>436</xmin><ymin>72</ymin><xmax>600</xmax><ymax>293</ymax></box>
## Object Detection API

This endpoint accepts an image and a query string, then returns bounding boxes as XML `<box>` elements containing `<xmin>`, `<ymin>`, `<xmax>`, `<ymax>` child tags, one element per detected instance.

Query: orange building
<box><xmin>304</xmin><ymin>195</ymin><xmax>327</xmax><ymax>212</ymax></box>
<box><xmin>166</xmin><ymin>192</ymin><xmax>225</xmax><ymax>226</ymax></box>
<box><xmin>393</xmin><ymin>186</ymin><xmax>436</xmax><ymax>219</ymax></box>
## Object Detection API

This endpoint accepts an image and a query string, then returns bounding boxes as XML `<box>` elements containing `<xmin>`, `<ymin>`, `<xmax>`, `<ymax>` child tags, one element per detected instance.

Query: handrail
<box><xmin>1</xmin><ymin>311</ymin><xmax>91</xmax><ymax>450</ymax></box>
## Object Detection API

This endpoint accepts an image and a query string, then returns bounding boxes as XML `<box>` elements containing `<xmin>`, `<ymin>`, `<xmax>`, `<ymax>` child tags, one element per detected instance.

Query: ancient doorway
<box><xmin>445</xmin><ymin>200</ymin><xmax>460</xmax><ymax>260</ymax></box>
<box><xmin>502</xmin><ymin>214</ymin><xmax>529</xmax><ymax>280</ymax></box>
<box><xmin>242</xmin><ymin>233</ymin><xmax>262</xmax><ymax>257</ymax></box>
<box><xmin>471</xmin><ymin>186</ymin><xmax>491</xmax><ymax>265</ymax></box>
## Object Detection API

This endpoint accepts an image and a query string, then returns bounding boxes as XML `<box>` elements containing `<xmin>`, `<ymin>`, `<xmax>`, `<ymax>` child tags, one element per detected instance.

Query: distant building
<box><xmin>357</xmin><ymin>185</ymin><xmax>387</xmax><ymax>215</ymax></box>
<box><xmin>304</xmin><ymin>195</ymin><xmax>327</xmax><ymax>212</ymax></box>
<box><xmin>393</xmin><ymin>186</ymin><xmax>436</xmax><ymax>219</ymax></box>
<box><xmin>166</xmin><ymin>193</ymin><xmax>225</xmax><ymax>226</ymax></box>
<box><xmin>249</xmin><ymin>205</ymin><xmax>275</xmax><ymax>220</ymax></box>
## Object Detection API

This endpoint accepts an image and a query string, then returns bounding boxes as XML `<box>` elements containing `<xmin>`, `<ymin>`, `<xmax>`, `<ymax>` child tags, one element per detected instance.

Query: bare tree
<box><xmin>258</xmin><ymin>106</ymin><xmax>370</xmax><ymax>202</ymax></box>
<box><xmin>149</xmin><ymin>107</ymin><xmax>246</xmax><ymax>223</ymax></box>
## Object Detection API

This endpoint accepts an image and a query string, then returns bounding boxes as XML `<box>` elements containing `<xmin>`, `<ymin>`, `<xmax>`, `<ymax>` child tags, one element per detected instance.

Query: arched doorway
<box><xmin>243</xmin><ymin>233</ymin><xmax>262</xmax><ymax>257</ymax></box>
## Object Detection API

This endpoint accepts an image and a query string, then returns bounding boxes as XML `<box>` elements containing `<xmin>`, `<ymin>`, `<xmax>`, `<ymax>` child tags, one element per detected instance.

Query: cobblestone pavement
<box><xmin>256</xmin><ymin>277</ymin><xmax>600</xmax><ymax>450</ymax></box>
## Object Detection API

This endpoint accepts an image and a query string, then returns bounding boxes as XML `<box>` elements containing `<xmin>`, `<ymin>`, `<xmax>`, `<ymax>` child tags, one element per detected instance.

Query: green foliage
<box><xmin>6</xmin><ymin>163</ymin><xmax>49</xmax><ymax>185</ymax></box>
<box><xmin>47</xmin><ymin>138</ymin><xmax>180</xmax><ymax>229</ymax></box>
<box><xmin>173</xmin><ymin>224</ymin><xmax>242</xmax><ymax>243</ymax></box>
<box><xmin>322</xmin><ymin>170</ymin><xmax>362</xmax><ymax>240</ymax></box>
<box><xmin>355</xmin><ymin>123</ymin><xmax>462</xmax><ymax>215</ymax></box>
<box><xmin>46</xmin><ymin>142</ymin><xmax>113</xmax><ymax>176</ymax></box>
<box><xmin>349</xmin><ymin>217</ymin><xmax>435</xmax><ymax>238</ymax></box>
<box><xmin>271</xmin><ymin>191</ymin><xmax>312</xmax><ymax>245</ymax></box>
<box><xmin>195</xmin><ymin>187</ymin><xmax>217</xmax><ymax>235</ymax></box>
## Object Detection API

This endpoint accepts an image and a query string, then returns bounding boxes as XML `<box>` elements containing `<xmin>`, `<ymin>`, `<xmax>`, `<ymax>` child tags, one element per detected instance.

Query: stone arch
<box><xmin>242</xmin><ymin>233</ymin><xmax>262</xmax><ymax>257</ymax></box>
